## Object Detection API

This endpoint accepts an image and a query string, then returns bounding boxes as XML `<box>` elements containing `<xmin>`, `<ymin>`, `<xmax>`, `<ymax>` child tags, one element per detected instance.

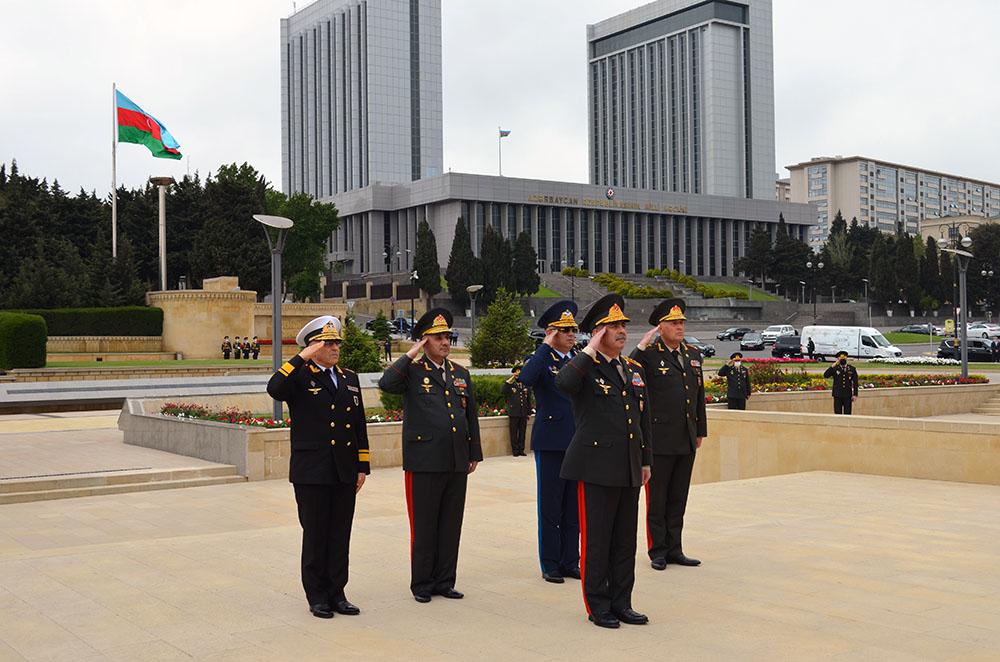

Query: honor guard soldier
<box><xmin>717</xmin><ymin>352</ymin><xmax>752</xmax><ymax>410</ymax></box>
<box><xmin>631</xmin><ymin>298</ymin><xmax>706</xmax><ymax>571</ymax></box>
<box><xmin>824</xmin><ymin>351</ymin><xmax>859</xmax><ymax>414</ymax></box>
<box><xmin>502</xmin><ymin>365</ymin><xmax>531</xmax><ymax>457</ymax></box>
<box><xmin>378</xmin><ymin>308</ymin><xmax>483</xmax><ymax>604</ymax></box>
<box><xmin>221</xmin><ymin>335</ymin><xmax>232</xmax><ymax>360</ymax></box>
<box><xmin>518</xmin><ymin>300</ymin><xmax>581</xmax><ymax>584</ymax></box>
<box><xmin>251</xmin><ymin>336</ymin><xmax>261</xmax><ymax>360</ymax></box>
<box><xmin>242</xmin><ymin>336</ymin><xmax>251</xmax><ymax>359</ymax></box>
<box><xmin>266</xmin><ymin>316</ymin><xmax>370</xmax><ymax>620</ymax></box>
<box><xmin>232</xmin><ymin>334</ymin><xmax>242</xmax><ymax>360</ymax></box>
<box><xmin>556</xmin><ymin>294</ymin><xmax>652</xmax><ymax>629</ymax></box>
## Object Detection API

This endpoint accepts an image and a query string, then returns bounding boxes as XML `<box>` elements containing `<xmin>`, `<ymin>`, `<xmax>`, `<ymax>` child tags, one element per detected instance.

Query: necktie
<box><xmin>327</xmin><ymin>368</ymin><xmax>337</xmax><ymax>389</ymax></box>
<box><xmin>611</xmin><ymin>358</ymin><xmax>626</xmax><ymax>384</ymax></box>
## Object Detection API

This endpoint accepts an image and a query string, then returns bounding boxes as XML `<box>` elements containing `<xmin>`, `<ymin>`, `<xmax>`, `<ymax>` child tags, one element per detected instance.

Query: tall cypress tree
<box><xmin>445</xmin><ymin>218</ymin><xmax>478</xmax><ymax>308</ymax></box>
<box><xmin>895</xmin><ymin>233</ymin><xmax>921</xmax><ymax>307</ymax></box>
<box><xmin>919</xmin><ymin>237</ymin><xmax>941</xmax><ymax>309</ymax></box>
<box><xmin>478</xmin><ymin>226</ymin><xmax>512</xmax><ymax>306</ymax></box>
<box><xmin>869</xmin><ymin>234</ymin><xmax>897</xmax><ymax>305</ymax></box>
<box><xmin>412</xmin><ymin>219</ymin><xmax>442</xmax><ymax>303</ymax></box>
<box><xmin>511</xmin><ymin>231</ymin><xmax>540</xmax><ymax>298</ymax></box>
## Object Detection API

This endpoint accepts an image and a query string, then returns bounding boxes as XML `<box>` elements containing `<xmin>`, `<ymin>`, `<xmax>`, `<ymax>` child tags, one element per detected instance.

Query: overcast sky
<box><xmin>2</xmin><ymin>0</ymin><xmax>998</xmax><ymax>197</ymax></box>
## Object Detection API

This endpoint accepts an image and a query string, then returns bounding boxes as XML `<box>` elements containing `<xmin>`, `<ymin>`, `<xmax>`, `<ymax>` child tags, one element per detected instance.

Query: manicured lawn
<box><xmin>697</xmin><ymin>282</ymin><xmax>781</xmax><ymax>302</ymax></box>
<box><xmin>883</xmin><ymin>332</ymin><xmax>942</xmax><ymax>345</ymax></box>
<box><xmin>534</xmin><ymin>285</ymin><xmax>563</xmax><ymax>298</ymax></box>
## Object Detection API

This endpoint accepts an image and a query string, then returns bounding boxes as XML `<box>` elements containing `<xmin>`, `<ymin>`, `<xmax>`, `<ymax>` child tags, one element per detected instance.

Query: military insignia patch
<box><xmin>308</xmin><ymin>387</ymin><xmax>322</xmax><ymax>395</ymax></box>
<box><xmin>690</xmin><ymin>360</ymin><xmax>701</xmax><ymax>368</ymax></box>
<box><xmin>347</xmin><ymin>385</ymin><xmax>360</xmax><ymax>392</ymax></box>
<box><xmin>353</xmin><ymin>395</ymin><xmax>359</xmax><ymax>406</ymax></box>
<box><xmin>548</xmin><ymin>365</ymin><xmax>559</xmax><ymax>375</ymax></box>
<box><xmin>453</xmin><ymin>377</ymin><xmax>467</xmax><ymax>389</ymax></box>
<box><xmin>631</xmin><ymin>373</ymin><xmax>645</xmax><ymax>387</ymax></box>
<box><xmin>423</xmin><ymin>377</ymin><xmax>430</xmax><ymax>384</ymax></box>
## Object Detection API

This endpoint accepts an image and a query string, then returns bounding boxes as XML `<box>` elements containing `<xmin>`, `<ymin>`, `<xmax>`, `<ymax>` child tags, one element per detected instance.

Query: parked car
<box><xmin>898</xmin><ymin>323</ymin><xmax>944</xmax><ymax>336</ymax></box>
<box><xmin>529</xmin><ymin>329</ymin><xmax>546</xmax><ymax>347</ymax></box>
<box><xmin>716</xmin><ymin>326</ymin><xmax>754</xmax><ymax>341</ymax></box>
<box><xmin>967</xmin><ymin>323</ymin><xmax>1000</xmax><ymax>339</ymax></box>
<box><xmin>684</xmin><ymin>336</ymin><xmax>716</xmax><ymax>357</ymax></box>
<box><xmin>771</xmin><ymin>335</ymin><xmax>804</xmax><ymax>359</ymax></box>
<box><xmin>740</xmin><ymin>332</ymin><xmax>765</xmax><ymax>351</ymax></box>
<box><xmin>761</xmin><ymin>324</ymin><xmax>797</xmax><ymax>344</ymax></box>
<box><xmin>801</xmin><ymin>325</ymin><xmax>903</xmax><ymax>360</ymax></box>
<box><xmin>937</xmin><ymin>338</ymin><xmax>995</xmax><ymax>362</ymax></box>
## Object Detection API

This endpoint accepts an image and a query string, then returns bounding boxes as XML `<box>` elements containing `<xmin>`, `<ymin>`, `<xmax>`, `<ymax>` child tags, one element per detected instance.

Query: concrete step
<box><xmin>0</xmin><ymin>474</ymin><xmax>247</xmax><ymax>505</ymax></box>
<box><xmin>971</xmin><ymin>407</ymin><xmax>1000</xmax><ymax>415</ymax></box>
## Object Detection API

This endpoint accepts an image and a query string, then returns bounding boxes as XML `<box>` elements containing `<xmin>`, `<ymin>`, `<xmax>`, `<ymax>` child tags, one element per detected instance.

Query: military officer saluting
<box><xmin>518</xmin><ymin>300</ymin><xmax>581</xmax><ymax>584</ymax></box>
<box><xmin>221</xmin><ymin>335</ymin><xmax>232</xmax><ymax>360</ymax></box>
<box><xmin>378</xmin><ymin>308</ymin><xmax>483</xmax><ymax>604</ymax></box>
<box><xmin>266</xmin><ymin>316</ymin><xmax>370</xmax><ymax>620</ymax></box>
<box><xmin>823</xmin><ymin>350</ymin><xmax>859</xmax><ymax>414</ymax></box>
<box><xmin>717</xmin><ymin>352</ymin><xmax>752</xmax><ymax>410</ymax></box>
<box><xmin>631</xmin><ymin>298</ymin><xmax>706</xmax><ymax>571</ymax></box>
<box><xmin>502</xmin><ymin>365</ymin><xmax>532</xmax><ymax>457</ymax></box>
<box><xmin>556</xmin><ymin>294</ymin><xmax>652</xmax><ymax>629</ymax></box>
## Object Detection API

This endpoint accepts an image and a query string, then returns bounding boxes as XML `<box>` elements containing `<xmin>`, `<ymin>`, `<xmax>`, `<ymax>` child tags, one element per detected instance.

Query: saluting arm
<box><xmin>378</xmin><ymin>355</ymin><xmax>412</xmax><ymax>394</ymax></box>
<box><xmin>266</xmin><ymin>355</ymin><xmax>306</xmax><ymax>402</ymax></box>
<box><xmin>823</xmin><ymin>365</ymin><xmax>836</xmax><ymax>379</ymax></box>
<box><xmin>717</xmin><ymin>363</ymin><xmax>731</xmax><ymax>377</ymax></box>
<box><xmin>517</xmin><ymin>344</ymin><xmax>551</xmax><ymax>386</ymax></box>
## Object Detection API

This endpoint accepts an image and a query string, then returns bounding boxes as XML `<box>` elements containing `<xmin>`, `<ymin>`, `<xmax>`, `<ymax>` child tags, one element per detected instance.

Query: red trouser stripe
<box><xmin>576</xmin><ymin>481</ymin><xmax>591</xmax><ymax>615</ymax></box>
<box><xmin>644</xmin><ymin>482</ymin><xmax>653</xmax><ymax>551</ymax></box>
<box><xmin>404</xmin><ymin>471</ymin><xmax>415</xmax><ymax>558</ymax></box>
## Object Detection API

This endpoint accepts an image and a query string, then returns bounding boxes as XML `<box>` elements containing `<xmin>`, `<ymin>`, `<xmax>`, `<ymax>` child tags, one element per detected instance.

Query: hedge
<box><xmin>380</xmin><ymin>374</ymin><xmax>509</xmax><ymax>411</ymax></box>
<box><xmin>10</xmin><ymin>306</ymin><xmax>163</xmax><ymax>336</ymax></box>
<box><xmin>0</xmin><ymin>312</ymin><xmax>47</xmax><ymax>370</ymax></box>
<box><xmin>593</xmin><ymin>273</ymin><xmax>673</xmax><ymax>299</ymax></box>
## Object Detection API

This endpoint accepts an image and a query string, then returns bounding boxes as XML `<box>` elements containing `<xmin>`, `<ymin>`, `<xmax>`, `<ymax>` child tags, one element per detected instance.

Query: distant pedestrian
<box><xmin>717</xmin><ymin>352</ymin><xmax>751</xmax><ymax>410</ymax></box>
<box><xmin>806</xmin><ymin>338</ymin><xmax>815</xmax><ymax>361</ymax></box>
<box><xmin>384</xmin><ymin>338</ymin><xmax>392</xmax><ymax>362</ymax></box>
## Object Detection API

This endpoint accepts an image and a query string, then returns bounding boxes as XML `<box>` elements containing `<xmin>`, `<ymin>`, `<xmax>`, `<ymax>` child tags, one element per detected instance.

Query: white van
<box><xmin>801</xmin><ymin>325</ymin><xmax>903</xmax><ymax>360</ymax></box>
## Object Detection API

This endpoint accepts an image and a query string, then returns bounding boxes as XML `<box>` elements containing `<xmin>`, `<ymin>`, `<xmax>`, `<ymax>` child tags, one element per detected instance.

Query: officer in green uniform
<box><xmin>221</xmin><ymin>335</ymin><xmax>232</xmax><ymax>360</ymax></box>
<box><xmin>232</xmin><ymin>334</ymin><xmax>242</xmax><ymax>359</ymax></box>
<box><xmin>378</xmin><ymin>308</ymin><xmax>483</xmax><ymax>604</ymax></box>
<box><xmin>266</xmin><ymin>316</ymin><xmax>370</xmax><ymax>619</ymax></box>
<box><xmin>631</xmin><ymin>298</ymin><xmax>706</xmax><ymax>571</ymax></box>
<box><xmin>557</xmin><ymin>294</ymin><xmax>652</xmax><ymax>629</ymax></box>
<box><xmin>251</xmin><ymin>336</ymin><xmax>261</xmax><ymax>360</ymax></box>
<box><xmin>502</xmin><ymin>365</ymin><xmax>531</xmax><ymax>456</ymax></box>
<box><xmin>717</xmin><ymin>352</ymin><xmax>752</xmax><ymax>410</ymax></box>
<box><xmin>823</xmin><ymin>350</ymin><xmax>859</xmax><ymax>414</ymax></box>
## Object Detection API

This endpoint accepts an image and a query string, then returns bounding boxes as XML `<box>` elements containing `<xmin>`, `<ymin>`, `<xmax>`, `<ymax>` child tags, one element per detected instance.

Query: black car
<box><xmin>771</xmin><ymin>335</ymin><xmax>803</xmax><ymax>359</ymax></box>
<box><xmin>684</xmin><ymin>336</ymin><xmax>716</xmax><ymax>358</ymax></box>
<box><xmin>937</xmin><ymin>338</ymin><xmax>994</xmax><ymax>362</ymax></box>
<box><xmin>899</xmin><ymin>324</ymin><xmax>940</xmax><ymax>335</ymax></box>
<box><xmin>716</xmin><ymin>327</ymin><xmax>754</xmax><ymax>341</ymax></box>
<box><xmin>740</xmin><ymin>332</ymin><xmax>765</xmax><ymax>351</ymax></box>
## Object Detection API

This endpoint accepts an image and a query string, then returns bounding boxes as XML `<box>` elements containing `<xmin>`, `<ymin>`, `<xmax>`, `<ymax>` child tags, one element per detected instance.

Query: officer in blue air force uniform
<box><xmin>517</xmin><ymin>300</ymin><xmax>581</xmax><ymax>584</ymax></box>
<box><xmin>266</xmin><ymin>316</ymin><xmax>370</xmax><ymax>620</ymax></box>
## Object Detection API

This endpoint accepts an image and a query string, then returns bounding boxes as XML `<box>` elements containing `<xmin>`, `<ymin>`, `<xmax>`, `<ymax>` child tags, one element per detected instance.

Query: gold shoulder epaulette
<box><xmin>624</xmin><ymin>356</ymin><xmax>642</xmax><ymax>368</ymax></box>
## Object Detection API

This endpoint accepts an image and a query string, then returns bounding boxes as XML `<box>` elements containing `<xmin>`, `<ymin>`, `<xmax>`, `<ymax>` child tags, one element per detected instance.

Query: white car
<box><xmin>761</xmin><ymin>324</ymin><xmax>797</xmax><ymax>344</ymax></box>
<box><xmin>967</xmin><ymin>323</ymin><xmax>1000</xmax><ymax>339</ymax></box>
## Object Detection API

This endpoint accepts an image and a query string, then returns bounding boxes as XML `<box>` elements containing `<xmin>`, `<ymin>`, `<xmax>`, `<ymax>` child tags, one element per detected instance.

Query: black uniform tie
<box><xmin>611</xmin><ymin>358</ymin><xmax>626</xmax><ymax>384</ymax></box>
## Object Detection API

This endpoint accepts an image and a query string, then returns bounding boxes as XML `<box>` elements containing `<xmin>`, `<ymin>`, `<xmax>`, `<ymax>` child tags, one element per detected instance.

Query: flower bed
<box><xmin>740</xmin><ymin>357</ymin><xmax>813</xmax><ymax>364</ymax></box>
<box><xmin>868</xmin><ymin>357</ymin><xmax>960</xmax><ymax>366</ymax></box>
<box><xmin>705</xmin><ymin>373</ymin><xmax>988</xmax><ymax>403</ymax></box>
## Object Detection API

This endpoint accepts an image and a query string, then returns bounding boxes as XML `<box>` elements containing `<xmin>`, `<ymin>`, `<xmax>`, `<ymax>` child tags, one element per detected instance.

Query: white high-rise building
<box><xmin>587</xmin><ymin>0</ymin><xmax>776</xmax><ymax>200</ymax></box>
<box><xmin>280</xmin><ymin>0</ymin><xmax>443</xmax><ymax>197</ymax></box>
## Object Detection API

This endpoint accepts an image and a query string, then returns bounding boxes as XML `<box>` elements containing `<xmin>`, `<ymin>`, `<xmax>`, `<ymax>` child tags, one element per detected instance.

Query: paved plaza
<box><xmin>0</xmin><ymin>449</ymin><xmax>997</xmax><ymax>660</ymax></box>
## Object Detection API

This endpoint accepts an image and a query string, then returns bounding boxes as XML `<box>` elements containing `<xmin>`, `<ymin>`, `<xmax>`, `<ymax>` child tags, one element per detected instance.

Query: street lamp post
<box><xmin>981</xmin><ymin>267</ymin><xmax>995</xmax><ymax>323</ymax></box>
<box><xmin>861</xmin><ymin>278</ymin><xmax>871</xmax><ymax>328</ymax></box>
<box><xmin>410</xmin><ymin>269</ymin><xmax>418</xmax><ymax>329</ymax></box>
<box><xmin>799</xmin><ymin>281</ymin><xmax>806</xmax><ymax>305</ymax></box>
<box><xmin>254</xmin><ymin>214</ymin><xmax>294</xmax><ymax>422</ymax></box>
<box><xmin>942</xmin><ymin>236</ymin><xmax>974</xmax><ymax>379</ymax></box>
<box><xmin>806</xmin><ymin>260</ymin><xmax>824</xmax><ymax>322</ymax></box>
<box><xmin>467</xmin><ymin>284</ymin><xmax>484</xmax><ymax>338</ymax></box>
<box><xmin>149</xmin><ymin>176</ymin><xmax>176</xmax><ymax>291</ymax></box>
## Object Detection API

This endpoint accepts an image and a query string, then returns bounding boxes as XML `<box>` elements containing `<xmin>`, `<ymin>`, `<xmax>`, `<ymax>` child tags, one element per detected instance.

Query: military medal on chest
<box><xmin>596</xmin><ymin>376</ymin><xmax>611</xmax><ymax>395</ymax></box>
<box><xmin>421</xmin><ymin>376</ymin><xmax>433</xmax><ymax>393</ymax></box>
<box><xmin>658</xmin><ymin>359</ymin><xmax>668</xmax><ymax>375</ymax></box>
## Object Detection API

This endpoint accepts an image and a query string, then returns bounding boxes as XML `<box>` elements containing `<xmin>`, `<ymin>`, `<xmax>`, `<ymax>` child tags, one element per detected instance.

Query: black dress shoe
<box><xmin>650</xmin><ymin>557</ymin><xmax>667</xmax><ymax>571</ymax></box>
<box><xmin>309</xmin><ymin>603</ymin><xmax>334</xmax><ymax>619</ymax></box>
<box><xmin>333</xmin><ymin>599</ymin><xmax>360</xmax><ymax>615</ymax></box>
<box><xmin>434</xmin><ymin>588</ymin><xmax>464</xmax><ymax>599</ymax></box>
<box><xmin>542</xmin><ymin>571</ymin><xmax>565</xmax><ymax>584</ymax></box>
<box><xmin>666</xmin><ymin>553</ymin><xmax>701</xmax><ymax>566</ymax></box>
<box><xmin>588</xmin><ymin>612</ymin><xmax>620</xmax><ymax>629</ymax></box>
<box><xmin>414</xmin><ymin>593</ymin><xmax>432</xmax><ymax>603</ymax></box>
<box><xmin>560</xmin><ymin>567</ymin><xmax>581</xmax><ymax>580</ymax></box>
<box><xmin>614</xmin><ymin>608</ymin><xmax>649</xmax><ymax>625</ymax></box>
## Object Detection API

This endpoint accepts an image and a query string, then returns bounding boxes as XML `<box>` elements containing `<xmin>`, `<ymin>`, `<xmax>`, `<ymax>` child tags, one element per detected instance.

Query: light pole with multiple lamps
<box><xmin>941</xmin><ymin>236</ymin><xmax>974</xmax><ymax>379</ymax></box>
<box><xmin>981</xmin><ymin>266</ymin><xmax>995</xmax><ymax>323</ymax></box>
<box><xmin>806</xmin><ymin>260</ymin><xmax>824</xmax><ymax>322</ymax></box>
<box><xmin>254</xmin><ymin>214</ymin><xmax>294</xmax><ymax>421</ymax></box>
<box><xmin>467</xmin><ymin>284</ymin><xmax>484</xmax><ymax>338</ymax></box>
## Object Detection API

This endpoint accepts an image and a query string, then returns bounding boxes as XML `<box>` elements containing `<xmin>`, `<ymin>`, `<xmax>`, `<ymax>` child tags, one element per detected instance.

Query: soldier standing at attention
<box><xmin>221</xmin><ymin>335</ymin><xmax>232</xmax><ymax>360</ymax></box>
<box><xmin>266</xmin><ymin>316</ymin><xmax>370</xmax><ymax>619</ymax></box>
<box><xmin>251</xmin><ymin>336</ymin><xmax>261</xmax><ymax>360</ymax></box>
<box><xmin>378</xmin><ymin>308</ymin><xmax>483</xmax><ymax>604</ymax></box>
<box><xmin>518</xmin><ymin>300</ymin><xmax>581</xmax><ymax>584</ymax></box>
<box><xmin>502</xmin><ymin>365</ymin><xmax>531</xmax><ymax>457</ymax></box>
<box><xmin>631</xmin><ymin>298</ymin><xmax>706</xmax><ymax>571</ymax></box>
<box><xmin>824</xmin><ymin>350</ymin><xmax>859</xmax><ymax>414</ymax></box>
<box><xmin>717</xmin><ymin>352</ymin><xmax>752</xmax><ymax>410</ymax></box>
<box><xmin>232</xmin><ymin>334</ymin><xmax>242</xmax><ymax>359</ymax></box>
<box><xmin>557</xmin><ymin>294</ymin><xmax>652</xmax><ymax>629</ymax></box>
<box><xmin>242</xmin><ymin>336</ymin><xmax>251</xmax><ymax>359</ymax></box>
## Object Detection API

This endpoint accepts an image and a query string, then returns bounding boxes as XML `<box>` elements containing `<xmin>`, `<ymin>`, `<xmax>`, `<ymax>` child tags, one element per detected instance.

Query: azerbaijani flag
<box><xmin>499</xmin><ymin>129</ymin><xmax>511</xmax><ymax>138</ymax></box>
<box><xmin>116</xmin><ymin>90</ymin><xmax>182</xmax><ymax>159</ymax></box>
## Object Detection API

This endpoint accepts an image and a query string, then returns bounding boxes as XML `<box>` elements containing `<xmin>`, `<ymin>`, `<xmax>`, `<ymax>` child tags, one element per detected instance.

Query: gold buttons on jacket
<box><xmin>628</xmin><ymin>419</ymin><xmax>633</xmax><ymax>425</ymax></box>
<box><xmin>452</xmin><ymin>426</ymin><xmax>457</xmax><ymax>432</ymax></box>
<box><xmin>621</xmin><ymin>390</ymin><xmax>627</xmax><ymax>396</ymax></box>
<box><xmin>347</xmin><ymin>441</ymin><xmax>352</xmax><ymax>446</ymax></box>
<box><xmin>445</xmin><ymin>390</ymin><xmax>450</xmax><ymax>395</ymax></box>
<box><xmin>346</xmin><ymin>406</ymin><xmax>351</xmax><ymax>412</ymax></box>
<box><xmin>593</xmin><ymin>441</ymin><xmax>598</xmax><ymax>446</ymax></box>
<box><xmin>346</xmin><ymin>423</ymin><xmax>351</xmax><ymax>429</ymax></box>
<box><xmin>330</xmin><ymin>440</ymin><xmax>336</xmax><ymax>445</ymax></box>
<box><xmin>450</xmin><ymin>414</ymin><xmax>455</xmax><ymax>420</ymax></box>
<box><xmin>625</xmin><ymin>404</ymin><xmax>630</xmax><ymax>411</ymax></box>
<box><xmin>330</xmin><ymin>405</ymin><xmax>336</xmax><ymax>410</ymax></box>
<box><xmin>629</xmin><ymin>433</ymin><xmax>634</xmax><ymax>439</ymax></box>
<box><xmin>330</xmin><ymin>422</ymin><xmax>336</xmax><ymax>428</ymax></box>
<box><xmin>447</xmin><ymin>403</ymin><xmax>452</xmax><ymax>408</ymax></box>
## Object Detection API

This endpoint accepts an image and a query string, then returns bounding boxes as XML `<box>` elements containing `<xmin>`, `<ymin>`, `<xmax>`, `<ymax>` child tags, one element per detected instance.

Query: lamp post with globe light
<box><xmin>253</xmin><ymin>214</ymin><xmax>294</xmax><ymax>421</ymax></box>
<box><xmin>941</xmin><ymin>236</ymin><xmax>974</xmax><ymax>378</ymax></box>
<box><xmin>806</xmin><ymin>260</ymin><xmax>824</xmax><ymax>322</ymax></box>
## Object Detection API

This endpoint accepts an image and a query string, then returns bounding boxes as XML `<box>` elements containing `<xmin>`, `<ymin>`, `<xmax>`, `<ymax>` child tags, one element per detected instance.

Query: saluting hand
<box><xmin>587</xmin><ymin>326</ymin><xmax>607</xmax><ymax>351</ymax></box>
<box><xmin>299</xmin><ymin>340</ymin><xmax>324</xmax><ymax>361</ymax></box>
<box><xmin>637</xmin><ymin>326</ymin><xmax>659</xmax><ymax>350</ymax></box>
<box><xmin>542</xmin><ymin>327</ymin><xmax>559</xmax><ymax>347</ymax></box>
<box><xmin>406</xmin><ymin>337</ymin><xmax>428</xmax><ymax>359</ymax></box>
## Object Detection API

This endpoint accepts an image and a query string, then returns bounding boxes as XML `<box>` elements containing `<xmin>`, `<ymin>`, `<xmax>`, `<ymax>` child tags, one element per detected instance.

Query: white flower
<box><xmin>872</xmin><ymin>357</ymin><xmax>960</xmax><ymax>365</ymax></box>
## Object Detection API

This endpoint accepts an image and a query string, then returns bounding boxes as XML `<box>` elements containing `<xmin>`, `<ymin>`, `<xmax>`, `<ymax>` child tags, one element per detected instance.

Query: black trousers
<box><xmin>645</xmin><ymin>452</ymin><xmax>696</xmax><ymax>560</ymax></box>
<box><xmin>223</xmin><ymin>350</ymin><xmax>230</xmax><ymax>359</ymax></box>
<box><xmin>252</xmin><ymin>350</ymin><xmax>259</xmax><ymax>359</ymax></box>
<box><xmin>405</xmin><ymin>470</ymin><xmax>468</xmax><ymax>596</ymax></box>
<box><xmin>577</xmin><ymin>481</ymin><xmax>640</xmax><ymax>616</ymax></box>
<box><xmin>508</xmin><ymin>416</ymin><xmax>527</xmax><ymax>455</ymax></box>
<box><xmin>535</xmin><ymin>450</ymin><xmax>579</xmax><ymax>575</ymax></box>
<box><xmin>727</xmin><ymin>398</ymin><xmax>746</xmax><ymax>410</ymax></box>
<box><xmin>834</xmin><ymin>396</ymin><xmax>853</xmax><ymax>415</ymax></box>
<box><xmin>293</xmin><ymin>482</ymin><xmax>357</xmax><ymax>606</ymax></box>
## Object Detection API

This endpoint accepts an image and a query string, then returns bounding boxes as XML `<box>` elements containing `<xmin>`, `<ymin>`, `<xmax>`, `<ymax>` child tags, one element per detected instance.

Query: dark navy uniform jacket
<box><xmin>630</xmin><ymin>339</ymin><xmax>707</xmax><ymax>455</ymax></box>
<box><xmin>717</xmin><ymin>363</ymin><xmax>752</xmax><ymax>400</ymax></box>
<box><xmin>266</xmin><ymin>355</ymin><xmax>371</xmax><ymax>485</ymax></box>
<box><xmin>823</xmin><ymin>363</ymin><xmax>859</xmax><ymax>398</ymax></box>
<box><xmin>556</xmin><ymin>351</ymin><xmax>652</xmax><ymax>488</ymax></box>
<box><xmin>378</xmin><ymin>355</ymin><xmax>483</xmax><ymax>472</ymax></box>
<box><xmin>518</xmin><ymin>343</ymin><xmax>575</xmax><ymax>452</ymax></box>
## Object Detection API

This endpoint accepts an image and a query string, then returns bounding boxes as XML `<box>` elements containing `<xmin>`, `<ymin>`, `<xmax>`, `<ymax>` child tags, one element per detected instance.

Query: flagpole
<box><xmin>111</xmin><ymin>82</ymin><xmax>118</xmax><ymax>259</ymax></box>
<box><xmin>497</xmin><ymin>126</ymin><xmax>502</xmax><ymax>177</ymax></box>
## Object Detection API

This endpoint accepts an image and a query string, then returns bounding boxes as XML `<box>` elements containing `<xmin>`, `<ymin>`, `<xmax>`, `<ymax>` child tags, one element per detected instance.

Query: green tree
<box><xmin>511</xmin><ymin>231</ymin><xmax>540</xmax><ymax>297</ymax></box>
<box><xmin>266</xmin><ymin>190</ymin><xmax>340</xmax><ymax>302</ymax></box>
<box><xmin>895</xmin><ymin>233</ymin><xmax>921</xmax><ymax>307</ymax></box>
<box><xmin>338</xmin><ymin>315</ymin><xmax>383</xmax><ymax>373</ymax></box>
<box><xmin>919</xmin><ymin>237</ymin><xmax>941</xmax><ymax>310</ymax></box>
<box><xmin>770</xmin><ymin>215</ymin><xmax>812</xmax><ymax>298</ymax></box>
<box><xmin>413</xmin><ymin>219</ymin><xmax>442</xmax><ymax>303</ymax></box>
<box><xmin>370</xmin><ymin>310</ymin><xmax>391</xmax><ymax>343</ymax></box>
<box><xmin>869</xmin><ymin>234</ymin><xmax>896</xmax><ymax>305</ymax></box>
<box><xmin>469</xmin><ymin>287</ymin><xmax>533</xmax><ymax>368</ymax></box>
<box><xmin>966</xmin><ymin>224</ymin><xmax>1000</xmax><ymax>314</ymax></box>
<box><xmin>478</xmin><ymin>225</ymin><xmax>512</xmax><ymax>306</ymax></box>
<box><xmin>735</xmin><ymin>226</ymin><xmax>773</xmax><ymax>289</ymax></box>
<box><xmin>445</xmin><ymin>218</ymin><xmax>479</xmax><ymax>309</ymax></box>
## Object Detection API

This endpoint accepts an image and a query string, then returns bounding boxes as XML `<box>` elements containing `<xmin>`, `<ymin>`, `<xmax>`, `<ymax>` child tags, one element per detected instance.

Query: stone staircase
<box><xmin>971</xmin><ymin>393</ymin><xmax>1000</xmax><ymax>416</ymax></box>
<box><xmin>0</xmin><ymin>465</ymin><xmax>246</xmax><ymax>505</ymax></box>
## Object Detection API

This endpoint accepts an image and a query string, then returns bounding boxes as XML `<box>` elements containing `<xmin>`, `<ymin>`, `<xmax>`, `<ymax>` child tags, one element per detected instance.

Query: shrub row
<box><xmin>644</xmin><ymin>268</ymin><xmax>749</xmax><ymax>300</ymax></box>
<box><xmin>0</xmin><ymin>312</ymin><xmax>47</xmax><ymax>370</ymax></box>
<box><xmin>9</xmin><ymin>306</ymin><xmax>163</xmax><ymax>336</ymax></box>
<box><xmin>560</xmin><ymin>266</ymin><xmax>591</xmax><ymax>278</ymax></box>
<box><xmin>380</xmin><ymin>374</ymin><xmax>509</xmax><ymax>411</ymax></box>
<box><xmin>593</xmin><ymin>273</ymin><xmax>673</xmax><ymax>299</ymax></box>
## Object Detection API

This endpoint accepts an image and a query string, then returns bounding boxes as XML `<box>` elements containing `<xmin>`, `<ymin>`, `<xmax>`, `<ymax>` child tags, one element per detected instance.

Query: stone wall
<box><xmin>148</xmin><ymin>290</ymin><xmax>257</xmax><ymax>359</ymax></box>
<box><xmin>47</xmin><ymin>336</ymin><xmax>164</xmax><ymax>353</ymax></box>
<box><xmin>253</xmin><ymin>302</ymin><xmax>348</xmax><ymax>342</ymax></box>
